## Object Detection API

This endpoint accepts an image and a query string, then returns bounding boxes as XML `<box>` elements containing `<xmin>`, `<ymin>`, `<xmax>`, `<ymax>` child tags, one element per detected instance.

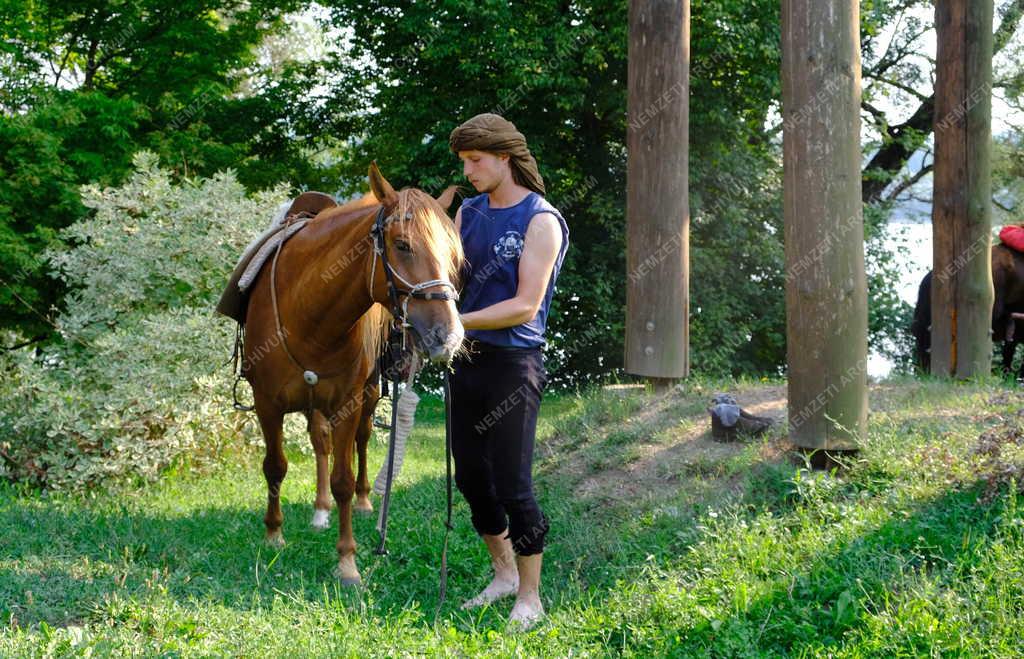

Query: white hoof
<box><xmin>311</xmin><ymin>509</ymin><xmax>331</xmax><ymax>530</ymax></box>
<box><xmin>264</xmin><ymin>530</ymin><xmax>285</xmax><ymax>548</ymax></box>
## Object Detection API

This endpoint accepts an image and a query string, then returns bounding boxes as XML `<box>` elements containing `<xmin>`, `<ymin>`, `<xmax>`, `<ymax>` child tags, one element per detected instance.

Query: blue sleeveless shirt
<box><xmin>457</xmin><ymin>191</ymin><xmax>570</xmax><ymax>348</ymax></box>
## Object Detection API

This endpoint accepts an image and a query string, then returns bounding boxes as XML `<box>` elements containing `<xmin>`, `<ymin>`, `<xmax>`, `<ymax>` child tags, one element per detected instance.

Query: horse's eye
<box><xmin>395</xmin><ymin>239</ymin><xmax>412</xmax><ymax>253</ymax></box>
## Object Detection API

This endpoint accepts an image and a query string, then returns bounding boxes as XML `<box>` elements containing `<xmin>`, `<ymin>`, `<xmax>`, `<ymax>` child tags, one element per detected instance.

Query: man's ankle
<box><xmin>515</xmin><ymin>587</ymin><xmax>540</xmax><ymax>603</ymax></box>
<box><xmin>494</xmin><ymin>568</ymin><xmax>519</xmax><ymax>585</ymax></box>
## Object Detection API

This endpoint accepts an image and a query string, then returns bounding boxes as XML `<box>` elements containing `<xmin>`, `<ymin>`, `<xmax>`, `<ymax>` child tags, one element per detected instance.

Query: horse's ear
<box><xmin>368</xmin><ymin>160</ymin><xmax>398</xmax><ymax>209</ymax></box>
<box><xmin>435</xmin><ymin>185</ymin><xmax>459</xmax><ymax>214</ymax></box>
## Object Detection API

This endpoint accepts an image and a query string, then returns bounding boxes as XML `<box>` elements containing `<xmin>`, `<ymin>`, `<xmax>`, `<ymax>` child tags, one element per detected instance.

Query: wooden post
<box><xmin>625</xmin><ymin>0</ymin><xmax>690</xmax><ymax>384</ymax></box>
<box><xmin>781</xmin><ymin>1</ymin><xmax>867</xmax><ymax>451</ymax></box>
<box><xmin>931</xmin><ymin>0</ymin><xmax>995</xmax><ymax>378</ymax></box>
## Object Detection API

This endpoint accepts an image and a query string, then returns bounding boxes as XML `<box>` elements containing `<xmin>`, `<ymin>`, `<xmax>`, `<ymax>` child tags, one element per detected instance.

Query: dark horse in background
<box><xmin>912</xmin><ymin>244</ymin><xmax>1024</xmax><ymax>379</ymax></box>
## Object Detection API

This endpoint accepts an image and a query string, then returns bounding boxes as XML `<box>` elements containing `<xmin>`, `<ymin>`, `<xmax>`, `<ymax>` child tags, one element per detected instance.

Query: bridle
<box><xmin>366</xmin><ymin>203</ymin><xmax>460</xmax><ymax>616</ymax></box>
<box><xmin>368</xmin><ymin>204</ymin><xmax>460</xmax><ymax>345</ymax></box>
<box><xmin>263</xmin><ymin>203</ymin><xmax>461</xmax><ymax>391</ymax></box>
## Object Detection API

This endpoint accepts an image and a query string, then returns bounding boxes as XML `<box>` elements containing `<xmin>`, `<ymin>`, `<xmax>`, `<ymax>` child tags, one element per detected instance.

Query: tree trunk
<box><xmin>625</xmin><ymin>0</ymin><xmax>690</xmax><ymax>381</ymax></box>
<box><xmin>781</xmin><ymin>1</ymin><xmax>868</xmax><ymax>450</ymax></box>
<box><xmin>931</xmin><ymin>0</ymin><xmax>995</xmax><ymax>379</ymax></box>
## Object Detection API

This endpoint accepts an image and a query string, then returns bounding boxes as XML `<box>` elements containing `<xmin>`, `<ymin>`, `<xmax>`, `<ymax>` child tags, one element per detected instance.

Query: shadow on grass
<box><xmin>2</xmin><ymin>384</ymin><xmax>1018</xmax><ymax>651</ymax></box>
<box><xmin>0</xmin><ymin>467</ymin><xmax>500</xmax><ymax>628</ymax></box>
<box><xmin>583</xmin><ymin>481</ymin><xmax>1016</xmax><ymax>655</ymax></box>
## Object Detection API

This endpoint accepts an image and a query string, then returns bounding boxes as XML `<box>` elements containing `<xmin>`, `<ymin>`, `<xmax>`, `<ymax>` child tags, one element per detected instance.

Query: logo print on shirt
<box><xmin>493</xmin><ymin>230</ymin><xmax>525</xmax><ymax>261</ymax></box>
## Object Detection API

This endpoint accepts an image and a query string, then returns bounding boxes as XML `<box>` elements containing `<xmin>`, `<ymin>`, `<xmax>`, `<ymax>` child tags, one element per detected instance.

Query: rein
<box><xmin>367</xmin><ymin>205</ymin><xmax>459</xmax><ymax>617</ymax></box>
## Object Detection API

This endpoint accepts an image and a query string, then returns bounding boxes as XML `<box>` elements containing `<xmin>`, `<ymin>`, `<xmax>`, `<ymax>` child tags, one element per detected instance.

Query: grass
<box><xmin>3</xmin><ymin>375</ymin><xmax>1024</xmax><ymax>656</ymax></box>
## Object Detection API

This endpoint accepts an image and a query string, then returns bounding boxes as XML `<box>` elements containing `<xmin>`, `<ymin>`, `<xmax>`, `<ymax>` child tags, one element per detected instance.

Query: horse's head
<box><xmin>368</xmin><ymin>162</ymin><xmax>465</xmax><ymax>364</ymax></box>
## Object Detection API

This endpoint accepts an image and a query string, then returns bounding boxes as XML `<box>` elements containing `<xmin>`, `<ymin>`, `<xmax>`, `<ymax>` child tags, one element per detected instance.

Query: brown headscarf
<box><xmin>449</xmin><ymin>113</ymin><xmax>546</xmax><ymax>195</ymax></box>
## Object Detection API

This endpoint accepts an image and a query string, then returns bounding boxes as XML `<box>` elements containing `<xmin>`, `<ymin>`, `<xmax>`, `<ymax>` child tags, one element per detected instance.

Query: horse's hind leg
<box><xmin>256</xmin><ymin>403</ymin><xmax>288</xmax><ymax>547</ymax></box>
<box><xmin>353</xmin><ymin>396</ymin><xmax>375</xmax><ymax>514</ymax></box>
<box><xmin>307</xmin><ymin>409</ymin><xmax>334</xmax><ymax>530</ymax></box>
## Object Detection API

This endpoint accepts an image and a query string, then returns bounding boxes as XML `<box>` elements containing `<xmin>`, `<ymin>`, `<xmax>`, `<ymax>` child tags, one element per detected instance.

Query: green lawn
<box><xmin>4</xmin><ymin>376</ymin><xmax>1024</xmax><ymax>656</ymax></box>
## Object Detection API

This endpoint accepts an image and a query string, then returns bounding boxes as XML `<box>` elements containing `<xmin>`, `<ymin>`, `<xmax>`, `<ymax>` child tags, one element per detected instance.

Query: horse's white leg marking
<box><xmin>311</xmin><ymin>508</ymin><xmax>331</xmax><ymax>530</ymax></box>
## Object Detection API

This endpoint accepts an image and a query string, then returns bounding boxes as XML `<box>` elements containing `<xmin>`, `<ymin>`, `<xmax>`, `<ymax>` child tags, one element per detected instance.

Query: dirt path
<box><xmin>540</xmin><ymin>383</ymin><xmax>790</xmax><ymax>508</ymax></box>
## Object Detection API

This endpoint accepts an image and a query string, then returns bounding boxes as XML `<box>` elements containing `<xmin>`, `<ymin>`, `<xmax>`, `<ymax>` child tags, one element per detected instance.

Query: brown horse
<box><xmin>241</xmin><ymin>163</ymin><xmax>464</xmax><ymax>584</ymax></box>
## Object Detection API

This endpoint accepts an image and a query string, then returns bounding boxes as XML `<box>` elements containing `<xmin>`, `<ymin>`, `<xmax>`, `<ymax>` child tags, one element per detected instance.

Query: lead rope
<box><xmin>434</xmin><ymin>368</ymin><xmax>455</xmax><ymax>620</ymax></box>
<box><xmin>374</xmin><ymin>361</ymin><xmax>402</xmax><ymax>555</ymax></box>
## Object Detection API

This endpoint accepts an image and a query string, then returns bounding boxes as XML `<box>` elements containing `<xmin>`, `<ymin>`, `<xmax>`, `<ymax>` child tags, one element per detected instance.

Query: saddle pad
<box><xmin>1000</xmin><ymin>225</ymin><xmax>1024</xmax><ymax>253</ymax></box>
<box><xmin>237</xmin><ymin>220</ymin><xmax>308</xmax><ymax>292</ymax></box>
<box><xmin>215</xmin><ymin>212</ymin><xmax>308</xmax><ymax>324</ymax></box>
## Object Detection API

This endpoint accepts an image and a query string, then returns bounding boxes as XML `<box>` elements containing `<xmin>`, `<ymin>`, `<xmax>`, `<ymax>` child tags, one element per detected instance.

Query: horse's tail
<box><xmin>359</xmin><ymin>303</ymin><xmax>393</xmax><ymax>367</ymax></box>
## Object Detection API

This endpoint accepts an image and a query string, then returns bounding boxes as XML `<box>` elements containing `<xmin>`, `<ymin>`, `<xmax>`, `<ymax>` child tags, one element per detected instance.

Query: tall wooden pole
<box><xmin>781</xmin><ymin>1</ymin><xmax>867</xmax><ymax>451</ymax></box>
<box><xmin>625</xmin><ymin>0</ymin><xmax>690</xmax><ymax>387</ymax></box>
<box><xmin>931</xmin><ymin>0</ymin><xmax>995</xmax><ymax>378</ymax></box>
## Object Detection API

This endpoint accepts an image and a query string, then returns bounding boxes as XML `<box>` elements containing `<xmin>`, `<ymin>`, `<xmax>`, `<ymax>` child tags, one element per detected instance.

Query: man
<box><xmin>448</xmin><ymin>113</ymin><xmax>569</xmax><ymax>629</ymax></box>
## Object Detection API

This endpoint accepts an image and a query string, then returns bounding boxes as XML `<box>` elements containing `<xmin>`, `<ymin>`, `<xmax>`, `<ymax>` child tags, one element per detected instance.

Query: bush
<box><xmin>0</xmin><ymin>153</ymin><xmax>288</xmax><ymax>490</ymax></box>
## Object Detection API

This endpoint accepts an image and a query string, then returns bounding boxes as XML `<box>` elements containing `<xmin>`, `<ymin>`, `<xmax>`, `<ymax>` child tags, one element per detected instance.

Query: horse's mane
<box><xmin>356</xmin><ymin>187</ymin><xmax>465</xmax><ymax>369</ymax></box>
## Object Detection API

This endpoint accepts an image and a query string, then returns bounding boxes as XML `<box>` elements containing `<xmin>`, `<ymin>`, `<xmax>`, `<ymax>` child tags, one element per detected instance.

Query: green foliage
<box><xmin>3</xmin><ymin>0</ymin><xmax>933</xmax><ymax>381</ymax></box>
<box><xmin>0</xmin><ymin>0</ymin><xmax>341</xmax><ymax>338</ymax></box>
<box><xmin>318</xmin><ymin>0</ymin><xmax>807</xmax><ymax>384</ymax></box>
<box><xmin>0</xmin><ymin>154</ymin><xmax>286</xmax><ymax>489</ymax></box>
<box><xmin>994</xmin><ymin>129</ymin><xmax>1024</xmax><ymax>225</ymax></box>
<box><xmin>689</xmin><ymin>149</ymin><xmax>786</xmax><ymax>376</ymax></box>
<box><xmin>0</xmin><ymin>88</ymin><xmax>183</xmax><ymax>337</ymax></box>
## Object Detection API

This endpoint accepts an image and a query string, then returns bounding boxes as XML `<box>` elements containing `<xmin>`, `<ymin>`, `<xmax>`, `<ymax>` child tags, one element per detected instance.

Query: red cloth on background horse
<box><xmin>1000</xmin><ymin>225</ymin><xmax>1024</xmax><ymax>252</ymax></box>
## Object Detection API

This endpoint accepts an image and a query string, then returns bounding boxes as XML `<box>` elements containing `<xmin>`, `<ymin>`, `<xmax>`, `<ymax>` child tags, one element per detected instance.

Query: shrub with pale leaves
<box><xmin>0</xmin><ymin>152</ymin><xmax>291</xmax><ymax>489</ymax></box>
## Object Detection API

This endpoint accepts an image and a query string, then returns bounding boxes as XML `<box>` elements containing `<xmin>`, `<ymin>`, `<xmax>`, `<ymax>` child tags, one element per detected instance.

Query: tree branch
<box><xmin>862</xmin><ymin>0</ymin><xmax>1024</xmax><ymax>204</ymax></box>
<box><xmin>995</xmin><ymin>0</ymin><xmax>1024</xmax><ymax>52</ymax></box>
<box><xmin>864</xmin><ymin>72</ymin><xmax>931</xmax><ymax>101</ymax></box>
<box><xmin>886</xmin><ymin>163</ymin><xmax>933</xmax><ymax>202</ymax></box>
<box><xmin>2</xmin><ymin>334</ymin><xmax>47</xmax><ymax>352</ymax></box>
<box><xmin>994</xmin><ymin>197</ymin><xmax>1015</xmax><ymax>213</ymax></box>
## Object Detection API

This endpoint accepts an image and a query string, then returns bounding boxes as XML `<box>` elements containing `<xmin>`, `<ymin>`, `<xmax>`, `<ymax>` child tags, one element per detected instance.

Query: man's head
<box><xmin>457</xmin><ymin>149</ymin><xmax>512</xmax><ymax>194</ymax></box>
<box><xmin>449</xmin><ymin>113</ymin><xmax>546</xmax><ymax>195</ymax></box>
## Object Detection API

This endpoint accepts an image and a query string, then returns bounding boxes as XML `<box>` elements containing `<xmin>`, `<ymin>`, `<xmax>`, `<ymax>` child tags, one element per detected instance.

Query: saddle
<box><xmin>708</xmin><ymin>393</ymin><xmax>774</xmax><ymax>442</ymax></box>
<box><xmin>215</xmin><ymin>191</ymin><xmax>338</xmax><ymax>325</ymax></box>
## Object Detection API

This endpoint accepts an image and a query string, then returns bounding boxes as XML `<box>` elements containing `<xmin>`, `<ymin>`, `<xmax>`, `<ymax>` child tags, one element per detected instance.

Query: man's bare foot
<box><xmin>508</xmin><ymin>591</ymin><xmax>544</xmax><ymax>631</ymax></box>
<box><xmin>461</xmin><ymin>574</ymin><xmax>519</xmax><ymax>609</ymax></box>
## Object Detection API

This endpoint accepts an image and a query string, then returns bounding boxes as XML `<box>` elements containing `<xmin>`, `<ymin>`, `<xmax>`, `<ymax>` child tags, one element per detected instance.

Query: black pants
<box><xmin>450</xmin><ymin>342</ymin><xmax>549</xmax><ymax>556</ymax></box>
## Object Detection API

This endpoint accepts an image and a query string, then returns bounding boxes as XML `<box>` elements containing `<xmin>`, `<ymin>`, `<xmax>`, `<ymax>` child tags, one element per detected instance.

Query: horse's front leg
<box><xmin>307</xmin><ymin>409</ymin><xmax>334</xmax><ymax>530</ymax></box>
<box><xmin>329</xmin><ymin>410</ymin><xmax>362</xmax><ymax>586</ymax></box>
<box><xmin>255</xmin><ymin>402</ymin><xmax>287</xmax><ymax>547</ymax></box>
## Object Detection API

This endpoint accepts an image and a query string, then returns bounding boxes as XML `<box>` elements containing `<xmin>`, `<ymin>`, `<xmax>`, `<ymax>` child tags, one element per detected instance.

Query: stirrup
<box><xmin>232</xmin><ymin>375</ymin><xmax>255</xmax><ymax>412</ymax></box>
